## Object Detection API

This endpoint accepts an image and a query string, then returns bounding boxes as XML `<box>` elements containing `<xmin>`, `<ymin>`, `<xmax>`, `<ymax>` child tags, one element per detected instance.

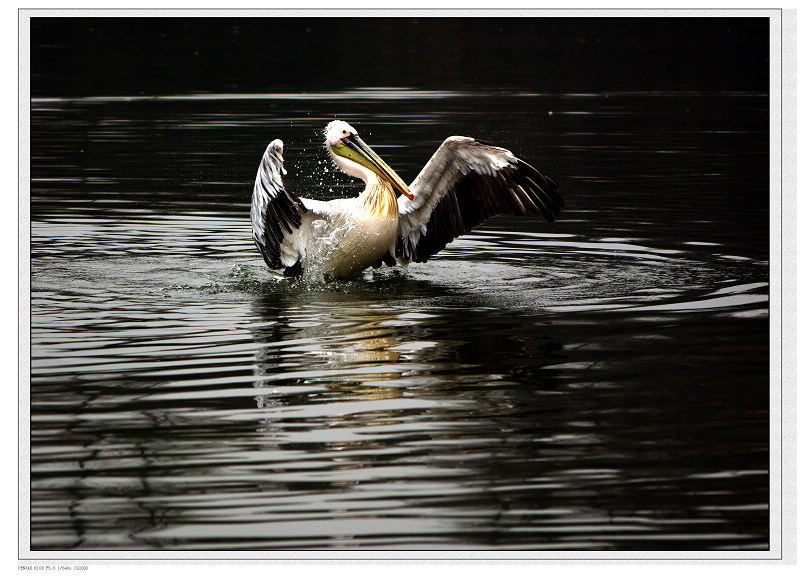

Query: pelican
<box><xmin>251</xmin><ymin>120</ymin><xmax>562</xmax><ymax>280</ymax></box>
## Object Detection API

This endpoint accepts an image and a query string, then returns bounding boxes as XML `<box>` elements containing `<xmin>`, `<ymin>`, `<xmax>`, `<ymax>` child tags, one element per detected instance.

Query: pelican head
<box><xmin>325</xmin><ymin>120</ymin><xmax>414</xmax><ymax>200</ymax></box>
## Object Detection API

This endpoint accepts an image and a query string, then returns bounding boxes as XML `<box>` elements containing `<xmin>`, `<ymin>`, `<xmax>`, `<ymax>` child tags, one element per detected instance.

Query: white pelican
<box><xmin>251</xmin><ymin>120</ymin><xmax>562</xmax><ymax>280</ymax></box>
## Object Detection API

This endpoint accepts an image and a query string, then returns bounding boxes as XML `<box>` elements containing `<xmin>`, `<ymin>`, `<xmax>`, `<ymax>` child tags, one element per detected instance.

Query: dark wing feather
<box><xmin>394</xmin><ymin>136</ymin><xmax>562</xmax><ymax>263</ymax></box>
<box><xmin>250</xmin><ymin>139</ymin><xmax>307</xmax><ymax>270</ymax></box>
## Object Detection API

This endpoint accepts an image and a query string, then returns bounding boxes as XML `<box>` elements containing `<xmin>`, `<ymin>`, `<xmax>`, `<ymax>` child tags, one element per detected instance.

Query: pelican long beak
<box><xmin>333</xmin><ymin>134</ymin><xmax>414</xmax><ymax>200</ymax></box>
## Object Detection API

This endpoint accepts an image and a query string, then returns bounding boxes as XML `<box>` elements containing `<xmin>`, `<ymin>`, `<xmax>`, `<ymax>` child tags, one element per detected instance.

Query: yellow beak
<box><xmin>332</xmin><ymin>134</ymin><xmax>414</xmax><ymax>200</ymax></box>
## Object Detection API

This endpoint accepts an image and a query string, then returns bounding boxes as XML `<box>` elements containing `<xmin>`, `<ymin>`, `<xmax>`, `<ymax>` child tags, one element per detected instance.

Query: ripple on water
<box><xmin>30</xmin><ymin>207</ymin><xmax>769</xmax><ymax>550</ymax></box>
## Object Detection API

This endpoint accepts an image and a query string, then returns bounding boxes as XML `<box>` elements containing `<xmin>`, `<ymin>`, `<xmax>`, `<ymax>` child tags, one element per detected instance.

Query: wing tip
<box><xmin>513</xmin><ymin>157</ymin><xmax>564</xmax><ymax>220</ymax></box>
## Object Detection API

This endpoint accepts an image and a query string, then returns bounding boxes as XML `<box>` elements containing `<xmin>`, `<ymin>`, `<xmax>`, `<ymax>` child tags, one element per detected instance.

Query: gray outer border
<box><xmin>17</xmin><ymin>7</ymin><xmax>796</xmax><ymax>565</ymax></box>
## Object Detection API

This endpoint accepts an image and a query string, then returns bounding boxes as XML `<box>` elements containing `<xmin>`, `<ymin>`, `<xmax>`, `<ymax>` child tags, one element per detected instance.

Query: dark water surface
<box><xmin>28</xmin><ymin>89</ymin><xmax>770</xmax><ymax>551</ymax></box>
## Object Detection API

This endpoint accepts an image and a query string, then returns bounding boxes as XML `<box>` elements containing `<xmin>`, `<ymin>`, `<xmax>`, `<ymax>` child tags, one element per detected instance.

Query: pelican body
<box><xmin>251</xmin><ymin>120</ymin><xmax>562</xmax><ymax>280</ymax></box>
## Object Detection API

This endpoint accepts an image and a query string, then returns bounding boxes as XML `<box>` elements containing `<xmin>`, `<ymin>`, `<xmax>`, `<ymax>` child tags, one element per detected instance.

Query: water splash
<box><xmin>298</xmin><ymin>215</ymin><xmax>358</xmax><ymax>286</ymax></box>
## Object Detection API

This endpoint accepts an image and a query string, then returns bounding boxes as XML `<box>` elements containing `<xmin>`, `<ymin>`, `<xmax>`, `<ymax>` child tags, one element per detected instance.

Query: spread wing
<box><xmin>250</xmin><ymin>139</ymin><xmax>308</xmax><ymax>273</ymax></box>
<box><xmin>393</xmin><ymin>136</ymin><xmax>562</xmax><ymax>263</ymax></box>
